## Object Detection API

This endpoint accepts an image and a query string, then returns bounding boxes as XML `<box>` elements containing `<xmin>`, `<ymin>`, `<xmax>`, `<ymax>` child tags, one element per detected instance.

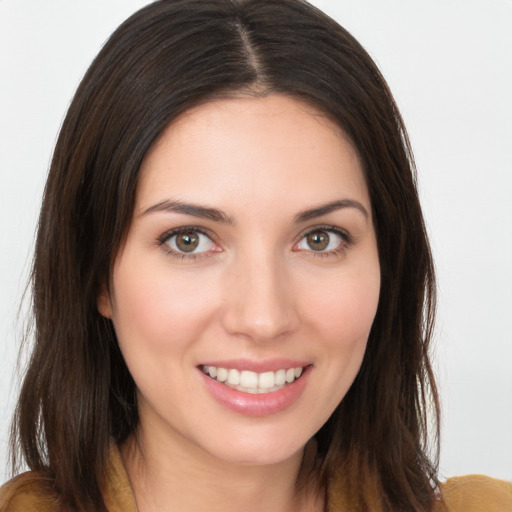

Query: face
<box><xmin>99</xmin><ymin>94</ymin><xmax>380</xmax><ymax>467</ymax></box>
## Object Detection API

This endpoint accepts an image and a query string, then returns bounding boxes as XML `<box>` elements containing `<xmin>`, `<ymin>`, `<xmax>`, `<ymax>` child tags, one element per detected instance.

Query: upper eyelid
<box><xmin>157</xmin><ymin>227</ymin><xmax>218</xmax><ymax>260</ymax></box>
<box><xmin>158</xmin><ymin>225</ymin><xmax>216</xmax><ymax>244</ymax></box>
<box><xmin>157</xmin><ymin>224</ymin><xmax>352</xmax><ymax>250</ymax></box>
<box><xmin>298</xmin><ymin>224</ymin><xmax>351</xmax><ymax>241</ymax></box>
<box><xmin>294</xmin><ymin>225</ymin><xmax>353</xmax><ymax>256</ymax></box>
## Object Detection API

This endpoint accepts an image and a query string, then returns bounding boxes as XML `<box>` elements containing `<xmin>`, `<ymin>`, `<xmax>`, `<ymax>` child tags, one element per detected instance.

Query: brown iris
<box><xmin>175</xmin><ymin>232</ymin><xmax>199</xmax><ymax>252</ymax></box>
<box><xmin>306</xmin><ymin>231</ymin><xmax>330</xmax><ymax>251</ymax></box>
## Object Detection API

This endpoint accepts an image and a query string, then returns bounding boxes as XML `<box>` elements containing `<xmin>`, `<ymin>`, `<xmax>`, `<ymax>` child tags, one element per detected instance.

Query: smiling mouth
<box><xmin>200</xmin><ymin>365</ymin><xmax>306</xmax><ymax>394</ymax></box>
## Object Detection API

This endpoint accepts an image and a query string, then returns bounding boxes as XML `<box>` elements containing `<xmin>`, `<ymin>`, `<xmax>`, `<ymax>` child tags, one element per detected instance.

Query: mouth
<box><xmin>200</xmin><ymin>365</ymin><xmax>307</xmax><ymax>394</ymax></box>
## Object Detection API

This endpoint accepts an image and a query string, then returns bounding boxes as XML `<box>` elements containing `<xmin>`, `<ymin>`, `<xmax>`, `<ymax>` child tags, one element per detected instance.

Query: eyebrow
<box><xmin>139</xmin><ymin>199</ymin><xmax>235</xmax><ymax>224</ymax></box>
<box><xmin>140</xmin><ymin>198</ymin><xmax>368</xmax><ymax>225</ymax></box>
<box><xmin>294</xmin><ymin>199</ymin><xmax>369</xmax><ymax>223</ymax></box>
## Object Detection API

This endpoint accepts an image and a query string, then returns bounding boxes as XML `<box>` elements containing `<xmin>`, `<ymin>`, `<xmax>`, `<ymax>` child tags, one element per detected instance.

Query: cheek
<box><xmin>109</xmin><ymin>266</ymin><xmax>222</xmax><ymax>408</ymax></box>
<box><xmin>110</xmin><ymin>262</ymin><xmax>220</xmax><ymax>355</ymax></box>
<box><xmin>303</xmin><ymin>264</ymin><xmax>380</xmax><ymax>349</ymax></box>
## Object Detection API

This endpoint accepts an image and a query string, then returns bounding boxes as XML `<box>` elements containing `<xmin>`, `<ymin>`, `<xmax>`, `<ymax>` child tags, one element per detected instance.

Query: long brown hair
<box><xmin>11</xmin><ymin>1</ymin><xmax>439</xmax><ymax>510</ymax></box>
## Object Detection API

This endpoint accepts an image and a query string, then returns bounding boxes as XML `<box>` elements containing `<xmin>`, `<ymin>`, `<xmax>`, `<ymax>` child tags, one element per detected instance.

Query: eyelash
<box><xmin>156</xmin><ymin>224</ymin><xmax>353</xmax><ymax>261</ymax></box>
<box><xmin>156</xmin><ymin>226</ymin><xmax>217</xmax><ymax>261</ymax></box>
<box><xmin>295</xmin><ymin>224</ymin><xmax>353</xmax><ymax>258</ymax></box>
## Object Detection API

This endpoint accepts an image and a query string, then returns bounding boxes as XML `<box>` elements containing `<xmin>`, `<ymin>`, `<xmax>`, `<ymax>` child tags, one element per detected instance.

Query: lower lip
<box><xmin>200</xmin><ymin>367</ymin><xmax>310</xmax><ymax>417</ymax></box>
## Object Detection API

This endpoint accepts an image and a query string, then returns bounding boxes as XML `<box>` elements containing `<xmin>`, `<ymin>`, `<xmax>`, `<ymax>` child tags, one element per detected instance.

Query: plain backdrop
<box><xmin>1</xmin><ymin>0</ymin><xmax>511</xmax><ymax>484</ymax></box>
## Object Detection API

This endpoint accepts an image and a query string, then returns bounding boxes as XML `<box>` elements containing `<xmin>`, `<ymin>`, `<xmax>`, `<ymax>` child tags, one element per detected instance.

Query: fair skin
<box><xmin>98</xmin><ymin>94</ymin><xmax>381</xmax><ymax>512</ymax></box>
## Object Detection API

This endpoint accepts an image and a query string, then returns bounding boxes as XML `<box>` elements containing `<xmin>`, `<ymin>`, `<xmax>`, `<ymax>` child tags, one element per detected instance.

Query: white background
<box><xmin>1</xmin><ymin>0</ymin><xmax>511</xmax><ymax>484</ymax></box>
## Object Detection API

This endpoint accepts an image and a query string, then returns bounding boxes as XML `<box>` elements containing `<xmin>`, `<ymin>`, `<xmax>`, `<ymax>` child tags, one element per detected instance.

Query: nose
<box><xmin>221</xmin><ymin>250</ymin><xmax>300</xmax><ymax>342</ymax></box>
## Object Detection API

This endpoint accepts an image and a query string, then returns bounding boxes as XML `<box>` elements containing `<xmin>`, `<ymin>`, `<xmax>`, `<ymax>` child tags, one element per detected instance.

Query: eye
<box><xmin>161</xmin><ymin>229</ymin><xmax>217</xmax><ymax>255</ymax></box>
<box><xmin>296</xmin><ymin>228</ymin><xmax>347</xmax><ymax>253</ymax></box>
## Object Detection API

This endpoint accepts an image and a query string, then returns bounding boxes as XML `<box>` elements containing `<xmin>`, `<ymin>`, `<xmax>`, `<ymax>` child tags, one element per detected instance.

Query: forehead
<box><xmin>136</xmin><ymin>94</ymin><xmax>370</xmax><ymax>217</ymax></box>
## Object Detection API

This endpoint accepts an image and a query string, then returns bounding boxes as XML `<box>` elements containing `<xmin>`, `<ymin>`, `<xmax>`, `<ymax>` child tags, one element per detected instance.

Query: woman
<box><xmin>1</xmin><ymin>1</ymin><xmax>511</xmax><ymax>511</ymax></box>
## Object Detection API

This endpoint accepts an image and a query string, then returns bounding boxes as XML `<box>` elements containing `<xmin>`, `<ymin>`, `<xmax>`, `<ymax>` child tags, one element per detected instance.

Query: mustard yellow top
<box><xmin>1</xmin><ymin>445</ymin><xmax>511</xmax><ymax>511</ymax></box>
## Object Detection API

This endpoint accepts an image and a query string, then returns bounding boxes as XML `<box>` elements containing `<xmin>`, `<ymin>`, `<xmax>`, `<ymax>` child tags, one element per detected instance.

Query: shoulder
<box><xmin>438</xmin><ymin>474</ymin><xmax>512</xmax><ymax>512</ymax></box>
<box><xmin>0</xmin><ymin>471</ymin><xmax>60</xmax><ymax>512</ymax></box>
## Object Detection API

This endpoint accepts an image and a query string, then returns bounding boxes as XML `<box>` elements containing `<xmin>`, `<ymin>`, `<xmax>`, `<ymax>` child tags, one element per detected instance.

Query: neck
<box><xmin>120</xmin><ymin>425</ymin><xmax>323</xmax><ymax>512</ymax></box>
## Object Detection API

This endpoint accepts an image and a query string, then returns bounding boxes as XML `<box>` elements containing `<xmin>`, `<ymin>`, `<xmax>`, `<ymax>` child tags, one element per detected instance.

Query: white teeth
<box><xmin>217</xmin><ymin>367</ymin><xmax>228</xmax><ymax>382</ymax></box>
<box><xmin>203</xmin><ymin>365</ymin><xmax>305</xmax><ymax>393</ymax></box>
<box><xmin>240</xmin><ymin>370</ymin><xmax>258</xmax><ymax>388</ymax></box>
<box><xmin>258</xmin><ymin>371</ymin><xmax>275</xmax><ymax>389</ymax></box>
<box><xmin>227</xmin><ymin>369</ymin><xmax>240</xmax><ymax>385</ymax></box>
<box><xmin>275</xmin><ymin>369</ymin><xmax>286</xmax><ymax>386</ymax></box>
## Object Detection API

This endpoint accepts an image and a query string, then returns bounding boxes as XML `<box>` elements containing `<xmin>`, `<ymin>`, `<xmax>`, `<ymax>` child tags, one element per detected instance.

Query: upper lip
<box><xmin>198</xmin><ymin>358</ymin><xmax>311</xmax><ymax>373</ymax></box>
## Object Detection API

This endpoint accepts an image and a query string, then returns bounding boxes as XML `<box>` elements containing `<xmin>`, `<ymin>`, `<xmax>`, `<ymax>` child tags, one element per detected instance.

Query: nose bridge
<box><xmin>222</xmin><ymin>244</ymin><xmax>298</xmax><ymax>341</ymax></box>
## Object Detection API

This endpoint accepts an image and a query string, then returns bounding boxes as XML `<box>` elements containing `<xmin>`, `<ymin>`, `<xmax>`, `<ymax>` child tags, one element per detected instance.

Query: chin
<box><xmin>191</xmin><ymin>420</ymin><xmax>315</xmax><ymax>468</ymax></box>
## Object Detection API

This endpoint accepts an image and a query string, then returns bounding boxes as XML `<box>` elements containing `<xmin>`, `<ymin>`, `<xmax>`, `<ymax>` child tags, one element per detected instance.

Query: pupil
<box><xmin>307</xmin><ymin>231</ymin><xmax>329</xmax><ymax>251</ymax></box>
<box><xmin>176</xmin><ymin>233</ymin><xmax>199</xmax><ymax>252</ymax></box>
